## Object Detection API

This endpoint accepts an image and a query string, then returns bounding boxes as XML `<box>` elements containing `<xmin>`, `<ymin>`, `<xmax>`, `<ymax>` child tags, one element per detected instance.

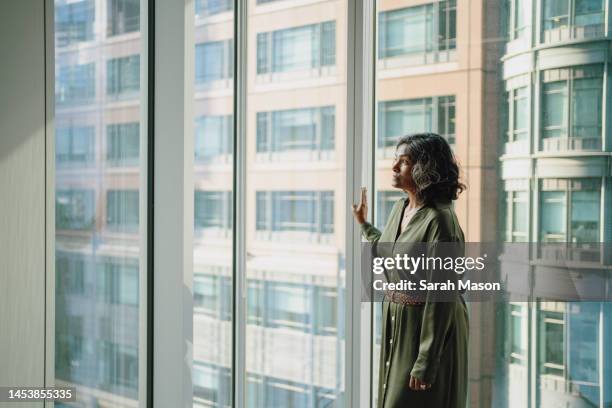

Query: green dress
<box><xmin>361</xmin><ymin>197</ymin><xmax>469</xmax><ymax>408</ymax></box>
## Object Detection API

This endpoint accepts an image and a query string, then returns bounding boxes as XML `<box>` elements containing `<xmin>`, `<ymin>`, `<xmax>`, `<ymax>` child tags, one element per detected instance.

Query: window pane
<box><xmin>247</xmin><ymin>2</ymin><xmax>346</xmax><ymax>406</ymax></box>
<box><xmin>541</xmin><ymin>81</ymin><xmax>567</xmax><ymax>139</ymax></box>
<box><xmin>193</xmin><ymin>1</ymin><xmax>234</xmax><ymax>406</ymax></box>
<box><xmin>54</xmin><ymin>0</ymin><xmax>145</xmax><ymax>405</ymax></box>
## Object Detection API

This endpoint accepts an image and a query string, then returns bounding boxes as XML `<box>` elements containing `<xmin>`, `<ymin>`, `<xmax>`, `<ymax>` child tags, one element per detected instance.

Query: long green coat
<box><xmin>361</xmin><ymin>197</ymin><xmax>469</xmax><ymax>408</ymax></box>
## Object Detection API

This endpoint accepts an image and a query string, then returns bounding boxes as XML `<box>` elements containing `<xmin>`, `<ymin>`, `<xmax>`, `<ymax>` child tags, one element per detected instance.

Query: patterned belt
<box><xmin>385</xmin><ymin>290</ymin><xmax>425</xmax><ymax>306</ymax></box>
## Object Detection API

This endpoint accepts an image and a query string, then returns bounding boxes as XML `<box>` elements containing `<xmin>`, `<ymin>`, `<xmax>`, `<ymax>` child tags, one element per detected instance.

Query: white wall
<box><xmin>0</xmin><ymin>0</ymin><xmax>46</xmax><ymax>406</ymax></box>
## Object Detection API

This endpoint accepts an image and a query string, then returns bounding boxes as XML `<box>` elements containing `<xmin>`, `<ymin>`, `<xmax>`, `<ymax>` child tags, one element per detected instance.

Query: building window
<box><xmin>508</xmin><ymin>0</ymin><xmax>529</xmax><ymax>40</ymax></box>
<box><xmin>541</xmin><ymin>65</ymin><xmax>602</xmax><ymax>151</ymax></box>
<box><xmin>378</xmin><ymin>96</ymin><xmax>455</xmax><ymax>156</ymax></box>
<box><xmin>193</xmin><ymin>364</ymin><xmax>231</xmax><ymax>406</ymax></box>
<box><xmin>99</xmin><ymin>341</ymin><xmax>139</xmax><ymax>393</ymax></box>
<box><xmin>56</xmin><ymin>254</ymin><xmax>86</xmax><ymax>295</ymax></box>
<box><xmin>195</xmin><ymin>40</ymin><xmax>233</xmax><ymax>85</ymax></box>
<box><xmin>538</xmin><ymin>302</ymin><xmax>565</xmax><ymax>377</ymax></box>
<box><xmin>55</xmin><ymin>0</ymin><xmax>95</xmax><ymax>47</ymax></box>
<box><xmin>509</xmin><ymin>303</ymin><xmax>527</xmax><ymax>364</ymax></box>
<box><xmin>56</xmin><ymin>189</ymin><xmax>95</xmax><ymax>230</ymax></box>
<box><xmin>195</xmin><ymin>0</ymin><xmax>233</xmax><ymax>17</ymax></box>
<box><xmin>268</xmin><ymin>283</ymin><xmax>311</xmax><ymax>330</ymax></box>
<box><xmin>107</xmin><ymin>123</ymin><xmax>140</xmax><ymax>166</ymax></box>
<box><xmin>542</xmin><ymin>0</ymin><xmax>604</xmax><ymax>42</ymax></box>
<box><xmin>107</xmin><ymin>55</ymin><xmax>140</xmax><ymax>98</ymax></box>
<box><xmin>507</xmin><ymin>86</ymin><xmax>529</xmax><ymax>143</ymax></box>
<box><xmin>256</xmin><ymin>191</ymin><xmax>334</xmax><ymax>235</ymax></box>
<box><xmin>504</xmin><ymin>188</ymin><xmax>529</xmax><ymax>242</ymax></box>
<box><xmin>194</xmin><ymin>191</ymin><xmax>233</xmax><ymax>232</ymax></box>
<box><xmin>539</xmin><ymin>179</ymin><xmax>600</xmax><ymax>243</ymax></box>
<box><xmin>256</xmin><ymin>21</ymin><xmax>336</xmax><ymax>74</ymax></box>
<box><xmin>107</xmin><ymin>0</ymin><xmax>140</xmax><ymax>37</ymax></box>
<box><xmin>195</xmin><ymin>115</ymin><xmax>233</xmax><ymax>162</ymax></box>
<box><xmin>98</xmin><ymin>259</ymin><xmax>139</xmax><ymax>305</ymax></box>
<box><xmin>56</xmin><ymin>126</ymin><xmax>95</xmax><ymax>165</ymax></box>
<box><xmin>314</xmin><ymin>286</ymin><xmax>340</xmax><ymax>336</ymax></box>
<box><xmin>106</xmin><ymin>190</ymin><xmax>139</xmax><ymax>231</ymax></box>
<box><xmin>256</xmin><ymin>106</ymin><xmax>335</xmax><ymax>155</ymax></box>
<box><xmin>378</xmin><ymin>0</ymin><xmax>456</xmax><ymax>59</ymax></box>
<box><xmin>56</xmin><ymin>63</ymin><xmax>96</xmax><ymax>105</ymax></box>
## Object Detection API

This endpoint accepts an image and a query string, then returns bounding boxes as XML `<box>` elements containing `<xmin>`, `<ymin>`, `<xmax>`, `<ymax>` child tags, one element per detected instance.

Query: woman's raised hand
<box><xmin>351</xmin><ymin>187</ymin><xmax>368</xmax><ymax>225</ymax></box>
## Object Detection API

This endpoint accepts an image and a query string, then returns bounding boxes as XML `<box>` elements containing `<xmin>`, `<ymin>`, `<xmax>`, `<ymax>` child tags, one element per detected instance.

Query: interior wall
<box><xmin>0</xmin><ymin>0</ymin><xmax>47</xmax><ymax>406</ymax></box>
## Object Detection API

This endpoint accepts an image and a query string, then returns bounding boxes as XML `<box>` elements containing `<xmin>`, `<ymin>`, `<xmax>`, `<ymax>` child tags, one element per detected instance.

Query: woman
<box><xmin>352</xmin><ymin>132</ymin><xmax>469</xmax><ymax>408</ymax></box>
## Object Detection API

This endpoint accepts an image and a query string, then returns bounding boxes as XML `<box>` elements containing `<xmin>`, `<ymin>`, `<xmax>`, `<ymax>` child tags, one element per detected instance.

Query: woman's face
<box><xmin>391</xmin><ymin>143</ymin><xmax>415</xmax><ymax>192</ymax></box>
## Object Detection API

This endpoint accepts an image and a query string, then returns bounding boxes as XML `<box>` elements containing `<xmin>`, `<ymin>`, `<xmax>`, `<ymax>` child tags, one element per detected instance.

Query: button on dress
<box><xmin>361</xmin><ymin>197</ymin><xmax>469</xmax><ymax>408</ymax></box>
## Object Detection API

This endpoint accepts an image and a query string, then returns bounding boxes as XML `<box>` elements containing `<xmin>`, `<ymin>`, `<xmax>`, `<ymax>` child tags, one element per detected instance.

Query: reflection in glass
<box><xmin>54</xmin><ymin>0</ymin><xmax>143</xmax><ymax>405</ymax></box>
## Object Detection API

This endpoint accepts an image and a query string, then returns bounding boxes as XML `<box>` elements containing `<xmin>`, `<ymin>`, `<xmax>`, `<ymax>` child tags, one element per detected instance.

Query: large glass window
<box><xmin>54</xmin><ymin>2</ymin><xmax>145</xmax><ymax>404</ymax></box>
<box><xmin>56</xmin><ymin>63</ymin><xmax>96</xmax><ymax>105</ymax></box>
<box><xmin>541</xmin><ymin>0</ymin><xmax>604</xmax><ymax>42</ymax></box>
<box><xmin>195</xmin><ymin>40</ymin><xmax>234</xmax><ymax>85</ymax></box>
<box><xmin>107</xmin><ymin>0</ymin><xmax>140</xmax><ymax>37</ymax></box>
<box><xmin>107</xmin><ymin>55</ymin><xmax>140</xmax><ymax>98</ymax></box>
<box><xmin>106</xmin><ymin>190</ymin><xmax>140</xmax><ymax>231</ymax></box>
<box><xmin>193</xmin><ymin>2</ymin><xmax>235</xmax><ymax>406</ymax></box>
<box><xmin>539</xmin><ymin>179</ymin><xmax>600</xmax><ymax>243</ymax></box>
<box><xmin>256</xmin><ymin>106</ymin><xmax>335</xmax><ymax>156</ymax></box>
<box><xmin>378</xmin><ymin>0</ymin><xmax>456</xmax><ymax>60</ymax></box>
<box><xmin>377</xmin><ymin>96</ymin><xmax>455</xmax><ymax>156</ymax></box>
<box><xmin>503</xmin><ymin>185</ymin><xmax>529</xmax><ymax>242</ymax></box>
<box><xmin>195</xmin><ymin>115</ymin><xmax>233</xmax><ymax>162</ymax></box>
<box><xmin>195</xmin><ymin>0</ymin><xmax>233</xmax><ymax>18</ymax></box>
<box><xmin>256</xmin><ymin>21</ymin><xmax>336</xmax><ymax>74</ymax></box>
<box><xmin>107</xmin><ymin>123</ymin><xmax>140</xmax><ymax>165</ymax></box>
<box><xmin>56</xmin><ymin>0</ymin><xmax>95</xmax><ymax>46</ymax></box>
<box><xmin>56</xmin><ymin>126</ymin><xmax>96</xmax><ymax>165</ymax></box>
<box><xmin>56</xmin><ymin>189</ymin><xmax>96</xmax><ymax>230</ymax></box>
<box><xmin>541</xmin><ymin>65</ymin><xmax>602</xmax><ymax>151</ymax></box>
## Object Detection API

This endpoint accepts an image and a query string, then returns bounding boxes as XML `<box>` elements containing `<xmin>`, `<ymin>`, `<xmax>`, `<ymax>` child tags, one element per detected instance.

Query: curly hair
<box><xmin>396</xmin><ymin>132</ymin><xmax>466</xmax><ymax>204</ymax></box>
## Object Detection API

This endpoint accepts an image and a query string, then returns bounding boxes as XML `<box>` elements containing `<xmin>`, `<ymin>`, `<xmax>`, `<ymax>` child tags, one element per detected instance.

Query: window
<box><xmin>256</xmin><ymin>106</ymin><xmax>335</xmax><ymax>155</ymax></box>
<box><xmin>538</xmin><ymin>303</ymin><xmax>565</xmax><ymax>377</ymax></box>
<box><xmin>106</xmin><ymin>190</ymin><xmax>139</xmax><ymax>231</ymax></box>
<box><xmin>195</xmin><ymin>115</ymin><xmax>233</xmax><ymax>161</ymax></box>
<box><xmin>256</xmin><ymin>21</ymin><xmax>336</xmax><ymax>74</ymax></box>
<box><xmin>508</xmin><ymin>0</ymin><xmax>529</xmax><ymax>40</ymax></box>
<box><xmin>193</xmin><ymin>364</ymin><xmax>231</xmax><ymax>406</ymax></box>
<box><xmin>268</xmin><ymin>283</ymin><xmax>311</xmax><ymax>330</ymax></box>
<box><xmin>503</xmin><ymin>182</ymin><xmax>529</xmax><ymax>242</ymax></box>
<box><xmin>378</xmin><ymin>0</ymin><xmax>456</xmax><ymax>60</ymax></box>
<box><xmin>539</xmin><ymin>179</ymin><xmax>600</xmax><ymax>243</ymax></box>
<box><xmin>314</xmin><ymin>286</ymin><xmax>340</xmax><ymax>336</ymax></box>
<box><xmin>56</xmin><ymin>254</ymin><xmax>86</xmax><ymax>295</ymax></box>
<box><xmin>56</xmin><ymin>63</ymin><xmax>96</xmax><ymax>105</ymax></box>
<box><xmin>256</xmin><ymin>191</ymin><xmax>334</xmax><ymax>235</ymax></box>
<box><xmin>100</xmin><ymin>342</ymin><xmax>139</xmax><ymax>393</ymax></box>
<box><xmin>195</xmin><ymin>0</ymin><xmax>232</xmax><ymax>17</ymax></box>
<box><xmin>107</xmin><ymin>55</ymin><xmax>140</xmax><ymax>98</ymax></box>
<box><xmin>509</xmin><ymin>303</ymin><xmax>527</xmax><ymax>364</ymax></box>
<box><xmin>507</xmin><ymin>86</ymin><xmax>529</xmax><ymax>143</ymax></box>
<box><xmin>56</xmin><ymin>126</ymin><xmax>95</xmax><ymax>165</ymax></box>
<box><xmin>54</xmin><ymin>0</ymin><xmax>145</xmax><ymax>405</ymax></box>
<box><xmin>378</xmin><ymin>96</ymin><xmax>455</xmax><ymax>155</ymax></box>
<box><xmin>97</xmin><ymin>259</ymin><xmax>139</xmax><ymax>305</ymax></box>
<box><xmin>195</xmin><ymin>40</ymin><xmax>233</xmax><ymax>85</ymax></box>
<box><xmin>542</xmin><ymin>0</ymin><xmax>604</xmax><ymax>42</ymax></box>
<box><xmin>56</xmin><ymin>189</ymin><xmax>95</xmax><ymax>230</ymax></box>
<box><xmin>107</xmin><ymin>123</ymin><xmax>140</xmax><ymax>165</ymax></box>
<box><xmin>55</xmin><ymin>0</ymin><xmax>95</xmax><ymax>46</ymax></box>
<box><xmin>541</xmin><ymin>65</ymin><xmax>602</xmax><ymax>151</ymax></box>
<box><xmin>107</xmin><ymin>0</ymin><xmax>140</xmax><ymax>36</ymax></box>
<box><xmin>194</xmin><ymin>191</ymin><xmax>233</xmax><ymax>231</ymax></box>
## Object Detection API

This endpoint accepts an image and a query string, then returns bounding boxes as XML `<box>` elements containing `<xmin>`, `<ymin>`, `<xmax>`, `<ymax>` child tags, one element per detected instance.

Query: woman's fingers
<box><xmin>361</xmin><ymin>187</ymin><xmax>367</xmax><ymax>207</ymax></box>
<box><xmin>408</xmin><ymin>375</ymin><xmax>431</xmax><ymax>391</ymax></box>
